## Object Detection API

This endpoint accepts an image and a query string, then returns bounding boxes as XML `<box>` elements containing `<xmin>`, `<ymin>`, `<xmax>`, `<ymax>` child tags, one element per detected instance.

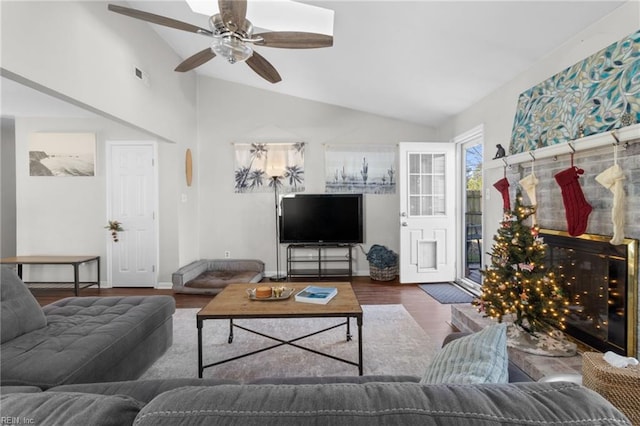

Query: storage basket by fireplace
<box><xmin>582</xmin><ymin>351</ymin><xmax>640</xmax><ymax>424</ymax></box>
<box><xmin>369</xmin><ymin>263</ymin><xmax>398</xmax><ymax>281</ymax></box>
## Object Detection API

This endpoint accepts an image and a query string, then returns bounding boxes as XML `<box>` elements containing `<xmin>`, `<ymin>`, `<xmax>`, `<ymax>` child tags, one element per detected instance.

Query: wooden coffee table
<box><xmin>196</xmin><ymin>282</ymin><xmax>363</xmax><ymax>377</ymax></box>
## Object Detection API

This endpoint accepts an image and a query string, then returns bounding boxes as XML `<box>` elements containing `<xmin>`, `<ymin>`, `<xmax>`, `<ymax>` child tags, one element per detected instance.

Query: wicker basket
<box><xmin>582</xmin><ymin>352</ymin><xmax>640</xmax><ymax>424</ymax></box>
<box><xmin>369</xmin><ymin>263</ymin><xmax>398</xmax><ymax>281</ymax></box>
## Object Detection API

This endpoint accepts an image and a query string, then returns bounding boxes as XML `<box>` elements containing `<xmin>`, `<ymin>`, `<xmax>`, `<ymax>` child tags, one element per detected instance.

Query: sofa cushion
<box><xmin>1</xmin><ymin>392</ymin><xmax>143</xmax><ymax>426</ymax></box>
<box><xmin>420</xmin><ymin>323</ymin><xmax>508</xmax><ymax>384</ymax></box>
<box><xmin>1</xmin><ymin>267</ymin><xmax>47</xmax><ymax>344</ymax></box>
<box><xmin>0</xmin><ymin>385</ymin><xmax>43</xmax><ymax>394</ymax></box>
<box><xmin>48</xmin><ymin>378</ymin><xmax>239</xmax><ymax>404</ymax></box>
<box><xmin>1</xmin><ymin>295</ymin><xmax>175</xmax><ymax>388</ymax></box>
<box><xmin>248</xmin><ymin>375</ymin><xmax>420</xmax><ymax>385</ymax></box>
<box><xmin>133</xmin><ymin>382</ymin><xmax>630</xmax><ymax>425</ymax></box>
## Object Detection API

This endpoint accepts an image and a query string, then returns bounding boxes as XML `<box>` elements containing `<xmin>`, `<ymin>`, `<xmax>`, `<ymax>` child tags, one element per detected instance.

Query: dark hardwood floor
<box><xmin>31</xmin><ymin>276</ymin><xmax>458</xmax><ymax>345</ymax></box>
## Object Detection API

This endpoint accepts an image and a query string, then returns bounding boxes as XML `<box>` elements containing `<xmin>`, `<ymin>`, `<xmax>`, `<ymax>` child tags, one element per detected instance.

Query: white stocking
<box><xmin>596</xmin><ymin>164</ymin><xmax>626</xmax><ymax>245</ymax></box>
<box><xmin>519</xmin><ymin>173</ymin><xmax>538</xmax><ymax>225</ymax></box>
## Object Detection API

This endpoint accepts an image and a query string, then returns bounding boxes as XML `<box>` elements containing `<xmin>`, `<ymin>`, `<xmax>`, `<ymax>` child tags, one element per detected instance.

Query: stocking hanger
<box><xmin>501</xmin><ymin>157</ymin><xmax>510</xmax><ymax>177</ymax></box>
<box><xmin>528</xmin><ymin>151</ymin><xmax>535</xmax><ymax>175</ymax></box>
<box><xmin>568</xmin><ymin>142</ymin><xmax>576</xmax><ymax>167</ymax></box>
<box><xmin>610</xmin><ymin>131</ymin><xmax>628</xmax><ymax>165</ymax></box>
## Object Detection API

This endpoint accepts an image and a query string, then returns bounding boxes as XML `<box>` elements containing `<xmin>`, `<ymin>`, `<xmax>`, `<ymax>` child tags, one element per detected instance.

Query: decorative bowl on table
<box><xmin>246</xmin><ymin>286</ymin><xmax>295</xmax><ymax>301</ymax></box>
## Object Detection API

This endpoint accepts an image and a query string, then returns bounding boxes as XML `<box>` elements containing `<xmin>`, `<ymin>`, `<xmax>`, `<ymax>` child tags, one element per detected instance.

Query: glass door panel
<box><xmin>408</xmin><ymin>153</ymin><xmax>446</xmax><ymax>217</ymax></box>
<box><xmin>463</xmin><ymin>143</ymin><xmax>483</xmax><ymax>284</ymax></box>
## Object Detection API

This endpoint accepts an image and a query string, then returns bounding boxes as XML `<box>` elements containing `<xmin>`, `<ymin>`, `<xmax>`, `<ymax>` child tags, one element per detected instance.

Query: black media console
<box><xmin>286</xmin><ymin>244</ymin><xmax>353</xmax><ymax>281</ymax></box>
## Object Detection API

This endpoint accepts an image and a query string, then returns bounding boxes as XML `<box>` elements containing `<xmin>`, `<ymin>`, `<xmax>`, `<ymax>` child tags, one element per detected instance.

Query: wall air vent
<box><xmin>133</xmin><ymin>66</ymin><xmax>150</xmax><ymax>87</ymax></box>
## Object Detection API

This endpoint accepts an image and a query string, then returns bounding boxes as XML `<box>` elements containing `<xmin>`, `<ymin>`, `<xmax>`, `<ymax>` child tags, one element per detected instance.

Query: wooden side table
<box><xmin>0</xmin><ymin>255</ymin><xmax>100</xmax><ymax>296</ymax></box>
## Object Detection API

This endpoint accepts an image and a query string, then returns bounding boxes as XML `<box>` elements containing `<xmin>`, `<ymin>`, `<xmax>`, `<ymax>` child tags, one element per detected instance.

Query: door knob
<box><xmin>402</xmin><ymin>222</ymin><xmax>408</xmax><ymax>227</ymax></box>
<box><xmin>400</xmin><ymin>212</ymin><xmax>407</xmax><ymax>217</ymax></box>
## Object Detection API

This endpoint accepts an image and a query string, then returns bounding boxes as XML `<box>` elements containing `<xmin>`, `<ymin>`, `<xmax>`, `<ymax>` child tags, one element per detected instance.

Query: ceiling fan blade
<box><xmin>255</xmin><ymin>32</ymin><xmax>333</xmax><ymax>49</ymax></box>
<box><xmin>218</xmin><ymin>0</ymin><xmax>247</xmax><ymax>32</ymax></box>
<box><xmin>108</xmin><ymin>4</ymin><xmax>212</xmax><ymax>36</ymax></box>
<box><xmin>246</xmin><ymin>52</ymin><xmax>282</xmax><ymax>84</ymax></box>
<box><xmin>175</xmin><ymin>48</ymin><xmax>216</xmax><ymax>72</ymax></box>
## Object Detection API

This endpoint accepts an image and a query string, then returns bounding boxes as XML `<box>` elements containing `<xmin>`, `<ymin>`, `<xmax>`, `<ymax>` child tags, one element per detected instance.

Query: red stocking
<box><xmin>493</xmin><ymin>177</ymin><xmax>510</xmax><ymax>211</ymax></box>
<box><xmin>554</xmin><ymin>166</ymin><xmax>592</xmax><ymax>236</ymax></box>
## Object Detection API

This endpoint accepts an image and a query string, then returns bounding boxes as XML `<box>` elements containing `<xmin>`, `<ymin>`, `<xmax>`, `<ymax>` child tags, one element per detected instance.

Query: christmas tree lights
<box><xmin>474</xmin><ymin>189</ymin><xmax>570</xmax><ymax>334</ymax></box>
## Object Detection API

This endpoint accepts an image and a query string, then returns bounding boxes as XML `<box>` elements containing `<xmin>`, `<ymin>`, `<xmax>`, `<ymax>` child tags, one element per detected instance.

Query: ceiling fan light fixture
<box><xmin>211</xmin><ymin>35</ymin><xmax>253</xmax><ymax>64</ymax></box>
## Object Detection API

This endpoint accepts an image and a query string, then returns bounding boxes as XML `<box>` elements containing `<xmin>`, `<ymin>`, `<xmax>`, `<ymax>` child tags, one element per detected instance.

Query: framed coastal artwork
<box><xmin>233</xmin><ymin>142</ymin><xmax>305</xmax><ymax>193</ymax></box>
<box><xmin>324</xmin><ymin>144</ymin><xmax>396</xmax><ymax>194</ymax></box>
<box><xmin>29</xmin><ymin>132</ymin><xmax>96</xmax><ymax>176</ymax></box>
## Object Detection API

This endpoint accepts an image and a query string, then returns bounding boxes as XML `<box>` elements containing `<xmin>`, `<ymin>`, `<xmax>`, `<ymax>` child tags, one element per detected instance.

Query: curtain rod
<box><xmin>486</xmin><ymin>122</ymin><xmax>640</xmax><ymax>170</ymax></box>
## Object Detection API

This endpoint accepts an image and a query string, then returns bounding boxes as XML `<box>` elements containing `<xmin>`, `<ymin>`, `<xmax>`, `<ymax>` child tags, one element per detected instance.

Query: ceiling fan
<box><xmin>107</xmin><ymin>1</ymin><xmax>333</xmax><ymax>84</ymax></box>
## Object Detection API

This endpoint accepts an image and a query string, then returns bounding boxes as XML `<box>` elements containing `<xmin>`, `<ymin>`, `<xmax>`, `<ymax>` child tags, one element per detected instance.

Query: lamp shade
<box><xmin>266</xmin><ymin>149</ymin><xmax>287</xmax><ymax>177</ymax></box>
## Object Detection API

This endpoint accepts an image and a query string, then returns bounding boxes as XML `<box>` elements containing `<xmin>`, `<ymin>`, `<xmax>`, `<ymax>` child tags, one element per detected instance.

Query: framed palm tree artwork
<box><xmin>234</xmin><ymin>142</ymin><xmax>305</xmax><ymax>193</ymax></box>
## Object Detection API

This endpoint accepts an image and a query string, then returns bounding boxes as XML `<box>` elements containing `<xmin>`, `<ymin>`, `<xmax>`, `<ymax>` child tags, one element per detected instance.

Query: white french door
<box><xmin>399</xmin><ymin>142</ymin><xmax>457</xmax><ymax>283</ymax></box>
<box><xmin>106</xmin><ymin>142</ymin><xmax>158</xmax><ymax>287</ymax></box>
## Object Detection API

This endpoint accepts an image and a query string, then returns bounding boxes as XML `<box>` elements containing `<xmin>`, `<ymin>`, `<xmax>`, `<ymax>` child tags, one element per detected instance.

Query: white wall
<box><xmin>1</xmin><ymin>118</ymin><xmax>17</xmax><ymax>258</ymax></box>
<box><xmin>12</xmin><ymin>117</ymin><xmax>156</xmax><ymax>282</ymax></box>
<box><xmin>1</xmin><ymin>1</ymin><xmax>201</xmax><ymax>282</ymax></box>
<box><xmin>437</xmin><ymin>1</ymin><xmax>640</xmax><ymax>263</ymax></box>
<box><xmin>195</xmin><ymin>76</ymin><xmax>436</xmax><ymax>275</ymax></box>
<box><xmin>0</xmin><ymin>1</ymin><xmax>197</xmax><ymax>144</ymax></box>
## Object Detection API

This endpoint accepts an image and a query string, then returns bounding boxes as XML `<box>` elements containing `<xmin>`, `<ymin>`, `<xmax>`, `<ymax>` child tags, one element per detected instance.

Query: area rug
<box><xmin>418</xmin><ymin>283</ymin><xmax>475</xmax><ymax>304</ymax></box>
<box><xmin>140</xmin><ymin>304</ymin><xmax>437</xmax><ymax>382</ymax></box>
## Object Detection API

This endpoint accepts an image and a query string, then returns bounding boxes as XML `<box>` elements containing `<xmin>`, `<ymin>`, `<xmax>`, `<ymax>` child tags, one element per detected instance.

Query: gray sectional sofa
<box><xmin>0</xmin><ymin>266</ymin><xmax>631</xmax><ymax>425</ymax></box>
<box><xmin>1</xmin><ymin>376</ymin><xmax>631</xmax><ymax>425</ymax></box>
<box><xmin>1</xmin><ymin>267</ymin><xmax>175</xmax><ymax>389</ymax></box>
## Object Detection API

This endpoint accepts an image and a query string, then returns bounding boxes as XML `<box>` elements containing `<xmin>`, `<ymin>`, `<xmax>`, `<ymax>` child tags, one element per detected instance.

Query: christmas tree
<box><xmin>475</xmin><ymin>189</ymin><xmax>569</xmax><ymax>334</ymax></box>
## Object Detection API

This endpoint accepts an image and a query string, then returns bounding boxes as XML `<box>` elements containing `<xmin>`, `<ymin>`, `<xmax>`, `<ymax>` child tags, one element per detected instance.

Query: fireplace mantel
<box><xmin>485</xmin><ymin>123</ymin><xmax>640</xmax><ymax>171</ymax></box>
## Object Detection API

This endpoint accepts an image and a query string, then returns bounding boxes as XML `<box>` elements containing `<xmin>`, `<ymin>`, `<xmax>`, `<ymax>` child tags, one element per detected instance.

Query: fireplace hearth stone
<box><xmin>451</xmin><ymin>304</ymin><xmax>582</xmax><ymax>381</ymax></box>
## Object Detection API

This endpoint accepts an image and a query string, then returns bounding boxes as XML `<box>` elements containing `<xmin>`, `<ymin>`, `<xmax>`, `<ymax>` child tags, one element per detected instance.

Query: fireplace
<box><xmin>541</xmin><ymin>229</ymin><xmax>638</xmax><ymax>356</ymax></box>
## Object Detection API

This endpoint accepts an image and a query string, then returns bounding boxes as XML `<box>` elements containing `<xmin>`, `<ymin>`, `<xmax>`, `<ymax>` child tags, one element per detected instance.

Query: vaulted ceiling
<box><xmin>125</xmin><ymin>1</ymin><xmax>625</xmax><ymax>127</ymax></box>
<box><xmin>2</xmin><ymin>1</ymin><xmax>626</xmax><ymax>127</ymax></box>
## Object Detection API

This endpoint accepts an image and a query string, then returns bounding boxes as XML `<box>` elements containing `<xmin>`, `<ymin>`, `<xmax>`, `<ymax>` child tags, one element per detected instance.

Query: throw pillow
<box><xmin>420</xmin><ymin>323</ymin><xmax>508</xmax><ymax>384</ymax></box>
<box><xmin>1</xmin><ymin>267</ymin><xmax>47</xmax><ymax>343</ymax></box>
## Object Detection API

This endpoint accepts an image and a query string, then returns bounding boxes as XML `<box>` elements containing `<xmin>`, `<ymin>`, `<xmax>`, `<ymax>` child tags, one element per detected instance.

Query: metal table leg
<box><xmin>197</xmin><ymin>319</ymin><xmax>203</xmax><ymax>378</ymax></box>
<box><xmin>357</xmin><ymin>315</ymin><xmax>363</xmax><ymax>375</ymax></box>
<box><xmin>73</xmin><ymin>263</ymin><xmax>80</xmax><ymax>296</ymax></box>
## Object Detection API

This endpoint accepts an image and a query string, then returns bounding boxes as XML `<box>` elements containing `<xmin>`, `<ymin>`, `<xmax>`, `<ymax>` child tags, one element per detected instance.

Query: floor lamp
<box><xmin>269</xmin><ymin>175</ymin><xmax>287</xmax><ymax>281</ymax></box>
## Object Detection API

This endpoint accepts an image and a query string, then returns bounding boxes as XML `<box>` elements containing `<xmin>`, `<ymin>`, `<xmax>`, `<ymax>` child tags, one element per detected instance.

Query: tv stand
<box><xmin>286</xmin><ymin>244</ymin><xmax>353</xmax><ymax>280</ymax></box>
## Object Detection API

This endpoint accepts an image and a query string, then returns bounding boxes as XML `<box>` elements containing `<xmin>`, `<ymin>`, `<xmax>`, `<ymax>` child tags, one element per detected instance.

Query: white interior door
<box><xmin>107</xmin><ymin>142</ymin><xmax>158</xmax><ymax>287</ymax></box>
<box><xmin>399</xmin><ymin>142</ymin><xmax>457</xmax><ymax>283</ymax></box>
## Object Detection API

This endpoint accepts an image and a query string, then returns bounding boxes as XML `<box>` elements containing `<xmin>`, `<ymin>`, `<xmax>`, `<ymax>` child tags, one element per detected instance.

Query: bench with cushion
<box><xmin>1</xmin><ymin>267</ymin><xmax>175</xmax><ymax>389</ymax></box>
<box><xmin>172</xmin><ymin>259</ymin><xmax>264</xmax><ymax>295</ymax></box>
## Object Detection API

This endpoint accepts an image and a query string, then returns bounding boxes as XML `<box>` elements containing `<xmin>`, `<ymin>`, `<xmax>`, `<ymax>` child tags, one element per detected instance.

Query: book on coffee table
<box><xmin>295</xmin><ymin>286</ymin><xmax>338</xmax><ymax>304</ymax></box>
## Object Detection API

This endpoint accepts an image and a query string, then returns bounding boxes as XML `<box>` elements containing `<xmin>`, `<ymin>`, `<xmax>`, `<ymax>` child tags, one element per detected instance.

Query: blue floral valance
<box><xmin>510</xmin><ymin>29</ymin><xmax>639</xmax><ymax>154</ymax></box>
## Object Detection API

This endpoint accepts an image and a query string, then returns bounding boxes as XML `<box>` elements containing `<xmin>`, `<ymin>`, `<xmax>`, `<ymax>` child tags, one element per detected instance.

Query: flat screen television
<box><xmin>279</xmin><ymin>194</ymin><xmax>364</xmax><ymax>244</ymax></box>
